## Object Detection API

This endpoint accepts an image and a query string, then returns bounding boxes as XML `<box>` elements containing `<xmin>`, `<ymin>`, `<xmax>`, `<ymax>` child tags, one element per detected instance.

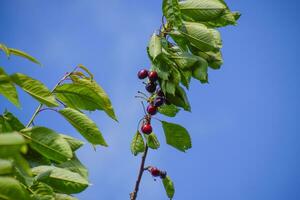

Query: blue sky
<box><xmin>1</xmin><ymin>0</ymin><xmax>300</xmax><ymax>199</ymax></box>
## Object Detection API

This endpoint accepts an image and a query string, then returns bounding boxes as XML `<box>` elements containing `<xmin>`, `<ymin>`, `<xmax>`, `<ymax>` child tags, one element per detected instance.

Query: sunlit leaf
<box><xmin>147</xmin><ymin>133</ymin><xmax>160</xmax><ymax>150</ymax></box>
<box><xmin>0</xmin><ymin>177</ymin><xmax>31</xmax><ymax>200</ymax></box>
<box><xmin>161</xmin><ymin>121</ymin><xmax>191</xmax><ymax>152</ymax></box>
<box><xmin>10</xmin><ymin>73</ymin><xmax>58</xmax><ymax>107</ymax></box>
<box><xmin>59</xmin><ymin>108</ymin><xmax>108</xmax><ymax>147</ymax></box>
<box><xmin>9</xmin><ymin>48</ymin><xmax>41</xmax><ymax>65</ymax></box>
<box><xmin>32</xmin><ymin>166</ymin><xmax>89</xmax><ymax>194</ymax></box>
<box><xmin>0</xmin><ymin>67</ymin><xmax>19</xmax><ymax>107</ymax></box>
<box><xmin>162</xmin><ymin>176</ymin><xmax>175</xmax><ymax>199</ymax></box>
<box><xmin>21</xmin><ymin>127</ymin><xmax>73</xmax><ymax>163</ymax></box>
<box><xmin>131</xmin><ymin>131</ymin><xmax>145</xmax><ymax>156</ymax></box>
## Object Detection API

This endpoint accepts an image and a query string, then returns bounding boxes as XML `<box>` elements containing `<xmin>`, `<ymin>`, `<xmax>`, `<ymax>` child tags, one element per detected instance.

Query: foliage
<box><xmin>0</xmin><ymin>44</ymin><xmax>117</xmax><ymax>199</ymax></box>
<box><xmin>131</xmin><ymin>0</ymin><xmax>239</xmax><ymax>199</ymax></box>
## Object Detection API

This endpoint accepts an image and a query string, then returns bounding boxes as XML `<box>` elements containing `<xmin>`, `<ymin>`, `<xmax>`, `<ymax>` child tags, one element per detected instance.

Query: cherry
<box><xmin>145</xmin><ymin>82</ymin><xmax>157</xmax><ymax>93</ymax></box>
<box><xmin>147</xmin><ymin>104</ymin><xmax>157</xmax><ymax>115</ymax></box>
<box><xmin>154</xmin><ymin>97</ymin><xmax>165</xmax><ymax>107</ymax></box>
<box><xmin>138</xmin><ymin>69</ymin><xmax>149</xmax><ymax>79</ymax></box>
<box><xmin>141</xmin><ymin>123</ymin><xmax>152</xmax><ymax>135</ymax></box>
<box><xmin>150</xmin><ymin>167</ymin><xmax>160</xmax><ymax>177</ymax></box>
<box><xmin>148</xmin><ymin>71</ymin><xmax>158</xmax><ymax>82</ymax></box>
<box><xmin>159</xmin><ymin>170</ymin><xmax>167</xmax><ymax>179</ymax></box>
<box><xmin>156</xmin><ymin>89</ymin><xmax>164</xmax><ymax>97</ymax></box>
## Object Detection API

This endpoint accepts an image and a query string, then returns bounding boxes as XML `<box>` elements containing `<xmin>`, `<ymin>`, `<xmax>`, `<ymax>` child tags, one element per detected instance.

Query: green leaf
<box><xmin>130</xmin><ymin>131</ymin><xmax>145</xmax><ymax>156</ymax></box>
<box><xmin>0</xmin><ymin>67</ymin><xmax>20</xmax><ymax>107</ymax></box>
<box><xmin>30</xmin><ymin>182</ymin><xmax>55</xmax><ymax>200</ymax></box>
<box><xmin>57</xmin><ymin>155</ymin><xmax>88</xmax><ymax>180</ymax></box>
<box><xmin>0</xmin><ymin>159</ymin><xmax>13</xmax><ymax>175</ymax></box>
<box><xmin>162</xmin><ymin>0</ymin><xmax>183</xmax><ymax>28</ymax></box>
<box><xmin>10</xmin><ymin>73</ymin><xmax>58</xmax><ymax>107</ymax></box>
<box><xmin>21</xmin><ymin>127</ymin><xmax>73</xmax><ymax>163</ymax></box>
<box><xmin>55</xmin><ymin>193</ymin><xmax>78</xmax><ymax>200</ymax></box>
<box><xmin>162</xmin><ymin>176</ymin><xmax>175</xmax><ymax>199</ymax></box>
<box><xmin>147</xmin><ymin>33</ymin><xmax>162</xmax><ymax>61</ymax></box>
<box><xmin>147</xmin><ymin>133</ymin><xmax>160</xmax><ymax>149</ymax></box>
<box><xmin>0</xmin><ymin>111</ymin><xmax>25</xmax><ymax>133</ymax></box>
<box><xmin>161</xmin><ymin>121</ymin><xmax>192</xmax><ymax>152</ymax></box>
<box><xmin>0</xmin><ymin>43</ymin><xmax>10</xmax><ymax>57</ymax></box>
<box><xmin>8</xmin><ymin>48</ymin><xmax>41</xmax><ymax>65</ymax></box>
<box><xmin>25</xmin><ymin>148</ymin><xmax>51</xmax><ymax>168</ymax></box>
<box><xmin>192</xmin><ymin>56</ymin><xmax>209</xmax><ymax>83</ymax></box>
<box><xmin>166</xmin><ymin>86</ymin><xmax>191</xmax><ymax>111</ymax></box>
<box><xmin>54</xmin><ymin>83</ymin><xmax>107</xmax><ymax>112</ymax></box>
<box><xmin>60</xmin><ymin>134</ymin><xmax>84</xmax><ymax>152</ymax></box>
<box><xmin>179</xmin><ymin>0</ymin><xmax>226</xmax><ymax>22</ymax></box>
<box><xmin>180</xmin><ymin>22</ymin><xmax>219</xmax><ymax>52</ymax></box>
<box><xmin>71</xmin><ymin>77</ymin><xmax>117</xmax><ymax>122</ymax></box>
<box><xmin>59</xmin><ymin>108</ymin><xmax>108</xmax><ymax>147</ymax></box>
<box><xmin>0</xmin><ymin>132</ymin><xmax>26</xmax><ymax>157</ymax></box>
<box><xmin>32</xmin><ymin>166</ymin><xmax>89</xmax><ymax>194</ymax></box>
<box><xmin>158</xmin><ymin>104</ymin><xmax>180</xmax><ymax>117</ymax></box>
<box><xmin>0</xmin><ymin>177</ymin><xmax>30</xmax><ymax>200</ymax></box>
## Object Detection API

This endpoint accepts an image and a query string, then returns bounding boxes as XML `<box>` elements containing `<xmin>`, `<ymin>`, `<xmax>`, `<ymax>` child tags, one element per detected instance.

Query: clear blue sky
<box><xmin>1</xmin><ymin>0</ymin><xmax>300</xmax><ymax>199</ymax></box>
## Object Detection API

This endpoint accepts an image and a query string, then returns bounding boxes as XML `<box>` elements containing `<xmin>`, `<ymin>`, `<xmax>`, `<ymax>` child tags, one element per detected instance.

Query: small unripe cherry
<box><xmin>145</xmin><ymin>82</ymin><xmax>157</xmax><ymax>93</ymax></box>
<box><xmin>141</xmin><ymin>123</ymin><xmax>152</xmax><ymax>135</ymax></box>
<box><xmin>154</xmin><ymin>97</ymin><xmax>165</xmax><ymax>107</ymax></box>
<box><xmin>150</xmin><ymin>167</ymin><xmax>160</xmax><ymax>177</ymax></box>
<box><xmin>159</xmin><ymin>170</ymin><xmax>167</xmax><ymax>179</ymax></box>
<box><xmin>148</xmin><ymin>71</ymin><xmax>158</xmax><ymax>82</ymax></box>
<box><xmin>138</xmin><ymin>69</ymin><xmax>149</xmax><ymax>79</ymax></box>
<box><xmin>147</xmin><ymin>104</ymin><xmax>157</xmax><ymax>115</ymax></box>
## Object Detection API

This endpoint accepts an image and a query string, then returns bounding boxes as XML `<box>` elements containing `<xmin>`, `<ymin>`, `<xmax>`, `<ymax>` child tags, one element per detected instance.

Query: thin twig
<box><xmin>25</xmin><ymin>66</ymin><xmax>79</xmax><ymax>128</ymax></box>
<box><xmin>130</xmin><ymin>145</ymin><xmax>149</xmax><ymax>200</ymax></box>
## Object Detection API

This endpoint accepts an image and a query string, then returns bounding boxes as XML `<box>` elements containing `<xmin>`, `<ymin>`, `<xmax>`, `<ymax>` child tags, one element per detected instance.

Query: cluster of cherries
<box><xmin>148</xmin><ymin>166</ymin><xmax>167</xmax><ymax>179</ymax></box>
<box><xmin>137</xmin><ymin>69</ymin><xmax>166</xmax><ymax>135</ymax></box>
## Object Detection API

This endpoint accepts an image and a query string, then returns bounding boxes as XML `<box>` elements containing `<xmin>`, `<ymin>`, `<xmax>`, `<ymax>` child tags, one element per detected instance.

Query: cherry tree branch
<box><xmin>130</xmin><ymin>145</ymin><xmax>149</xmax><ymax>200</ymax></box>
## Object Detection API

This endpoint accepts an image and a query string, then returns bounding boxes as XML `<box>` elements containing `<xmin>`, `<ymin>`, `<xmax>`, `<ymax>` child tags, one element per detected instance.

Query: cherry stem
<box><xmin>141</xmin><ymin>101</ymin><xmax>147</xmax><ymax>115</ymax></box>
<box><xmin>130</xmin><ymin>145</ymin><xmax>149</xmax><ymax>200</ymax></box>
<box><xmin>134</xmin><ymin>96</ymin><xmax>148</xmax><ymax>101</ymax></box>
<box><xmin>137</xmin><ymin>91</ymin><xmax>148</xmax><ymax>98</ymax></box>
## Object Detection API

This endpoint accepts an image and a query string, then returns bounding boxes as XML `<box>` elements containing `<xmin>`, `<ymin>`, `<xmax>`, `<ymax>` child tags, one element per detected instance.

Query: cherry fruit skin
<box><xmin>156</xmin><ymin>89</ymin><xmax>164</xmax><ymax>97</ymax></box>
<box><xmin>154</xmin><ymin>97</ymin><xmax>165</xmax><ymax>107</ymax></box>
<box><xmin>148</xmin><ymin>71</ymin><xmax>158</xmax><ymax>82</ymax></box>
<box><xmin>138</xmin><ymin>69</ymin><xmax>149</xmax><ymax>79</ymax></box>
<box><xmin>145</xmin><ymin>82</ymin><xmax>157</xmax><ymax>93</ymax></box>
<box><xmin>141</xmin><ymin>124</ymin><xmax>152</xmax><ymax>135</ymax></box>
<box><xmin>150</xmin><ymin>167</ymin><xmax>160</xmax><ymax>177</ymax></box>
<box><xmin>147</xmin><ymin>104</ymin><xmax>157</xmax><ymax>115</ymax></box>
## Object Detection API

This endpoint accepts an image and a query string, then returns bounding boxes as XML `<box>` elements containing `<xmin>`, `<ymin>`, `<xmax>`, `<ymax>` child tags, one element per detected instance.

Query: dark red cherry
<box><xmin>145</xmin><ymin>82</ymin><xmax>157</xmax><ymax>93</ymax></box>
<box><xmin>148</xmin><ymin>71</ymin><xmax>158</xmax><ymax>82</ymax></box>
<box><xmin>156</xmin><ymin>89</ymin><xmax>164</xmax><ymax>97</ymax></box>
<box><xmin>141</xmin><ymin>123</ymin><xmax>152</xmax><ymax>135</ymax></box>
<box><xmin>150</xmin><ymin>167</ymin><xmax>160</xmax><ymax>177</ymax></box>
<box><xmin>159</xmin><ymin>170</ymin><xmax>167</xmax><ymax>179</ymax></box>
<box><xmin>138</xmin><ymin>69</ymin><xmax>149</xmax><ymax>79</ymax></box>
<box><xmin>147</xmin><ymin>104</ymin><xmax>157</xmax><ymax>115</ymax></box>
<box><xmin>154</xmin><ymin>97</ymin><xmax>165</xmax><ymax>107</ymax></box>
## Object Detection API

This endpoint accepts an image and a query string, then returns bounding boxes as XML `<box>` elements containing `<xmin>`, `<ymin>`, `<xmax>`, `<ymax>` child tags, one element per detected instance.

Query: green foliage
<box><xmin>162</xmin><ymin>176</ymin><xmax>175</xmax><ymax>199</ymax></box>
<box><xmin>158</xmin><ymin>104</ymin><xmax>180</xmax><ymax>117</ymax></box>
<box><xmin>11</xmin><ymin>73</ymin><xmax>59</xmax><ymax>107</ymax></box>
<box><xmin>146</xmin><ymin>133</ymin><xmax>160</xmax><ymax>150</ymax></box>
<box><xmin>162</xmin><ymin>121</ymin><xmax>192</xmax><ymax>152</ymax></box>
<box><xmin>131</xmin><ymin>131</ymin><xmax>145</xmax><ymax>156</ymax></box>
<box><xmin>0</xmin><ymin>44</ymin><xmax>116</xmax><ymax>199</ymax></box>
<box><xmin>59</xmin><ymin>108</ymin><xmax>108</xmax><ymax>147</ymax></box>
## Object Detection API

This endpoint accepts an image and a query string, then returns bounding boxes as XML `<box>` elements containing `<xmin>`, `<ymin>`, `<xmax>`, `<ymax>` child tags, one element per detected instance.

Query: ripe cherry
<box><xmin>138</xmin><ymin>69</ymin><xmax>149</xmax><ymax>79</ymax></box>
<box><xmin>154</xmin><ymin>97</ymin><xmax>165</xmax><ymax>107</ymax></box>
<box><xmin>156</xmin><ymin>89</ymin><xmax>164</xmax><ymax>97</ymax></box>
<box><xmin>145</xmin><ymin>82</ymin><xmax>157</xmax><ymax>93</ymax></box>
<box><xmin>148</xmin><ymin>71</ymin><xmax>158</xmax><ymax>82</ymax></box>
<box><xmin>141</xmin><ymin>123</ymin><xmax>152</xmax><ymax>135</ymax></box>
<box><xmin>150</xmin><ymin>167</ymin><xmax>160</xmax><ymax>177</ymax></box>
<box><xmin>147</xmin><ymin>104</ymin><xmax>157</xmax><ymax>115</ymax></box>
